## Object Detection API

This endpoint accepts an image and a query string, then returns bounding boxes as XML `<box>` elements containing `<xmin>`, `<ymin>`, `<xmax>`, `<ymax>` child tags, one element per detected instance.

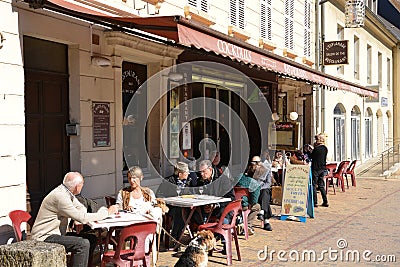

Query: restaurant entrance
<box><xmin>191</xmin><ymin>83</ymin><xmax>243</xmax><ymax>167</ymax></box>
<box><xmin>24</xmin><ymin>36</ymin><xmax>70</xmax><ymax>219</ymax></box>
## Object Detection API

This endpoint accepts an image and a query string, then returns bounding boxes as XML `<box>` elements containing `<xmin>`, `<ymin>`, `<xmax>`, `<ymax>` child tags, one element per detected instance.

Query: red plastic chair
<box><xmin>332</xmin><ymin>161</ymin><xmax>350</xmax><ymax>192</ymax></box>
<box><xmin>345</xmin><ymin>160</ymin><xmax>357</xmax><ymax>187</ymax></box>
<box><xmin>9</xmin><ymin>210</ymin><xmax>33</xmax><ymax>242</ymax></box>
<box><xmin>324</xmin><ymin>163</ymin><xmax>338</xmax><ymax>195</ymax></box>
<box><xmin>233</xmin><ymin>186</ymin><xmax>251</xmax><ymax>240</ymax></box>
<box><xmin>198</xmin><ymin>199</ymin><xmax>242</xmax><ymax>266</ymax></box>
<box><xmin>101</xmin><ymin>221</ymin><xmax>157</xmax><ymax>267</ymax></box>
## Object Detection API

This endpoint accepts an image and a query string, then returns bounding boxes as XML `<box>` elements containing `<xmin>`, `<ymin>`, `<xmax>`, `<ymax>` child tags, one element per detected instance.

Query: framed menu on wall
<box><xmin>93</xmin><ymin>102</ymin><xmax>111</xmax><ymax>147</ymax></box>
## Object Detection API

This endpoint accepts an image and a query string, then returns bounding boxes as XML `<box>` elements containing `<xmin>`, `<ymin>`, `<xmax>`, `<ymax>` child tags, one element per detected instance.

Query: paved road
<box><xmin>156</xmin><ymin>177</ymin><xmax>400</xmax><ymax>267</ymax></box>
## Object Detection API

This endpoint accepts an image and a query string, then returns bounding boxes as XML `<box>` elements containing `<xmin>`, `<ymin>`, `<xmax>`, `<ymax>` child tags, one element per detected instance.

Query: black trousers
<box><xmin>258</xmin><ymin>188</ymin><xmax>273</xmax><ymax>219</ymax></box>
<box><xmin>312</xmin><ymin>169</ymin><xmax>328</xmax><ymax>205</ymax></box>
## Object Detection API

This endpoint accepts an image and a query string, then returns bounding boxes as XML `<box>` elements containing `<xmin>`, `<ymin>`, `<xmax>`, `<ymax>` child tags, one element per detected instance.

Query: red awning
<box><xmin>42</xmin><ymin>0</ymin><xmax>377</xmax><ymax>98</ymax></box>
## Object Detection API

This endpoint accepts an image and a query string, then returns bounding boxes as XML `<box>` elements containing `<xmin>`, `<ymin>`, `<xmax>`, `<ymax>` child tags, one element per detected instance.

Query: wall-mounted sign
<box><xmin>93</xmin><ymin>102</ymin><xmax>110</xmax><ymax>147</ymax></box>
<box><xmin>381</xmin><ymin>97</ymin><xmax>388</xmax><ymax>107</ymax></box>
<box><xmin>323</xmin><ymin>40</ymin><xmax>349</xmax><ymax>65</ymax></box>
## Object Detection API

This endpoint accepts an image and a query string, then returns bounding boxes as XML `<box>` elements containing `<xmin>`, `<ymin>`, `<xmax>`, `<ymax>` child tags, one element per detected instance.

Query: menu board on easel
<box><xmin>281</xmin><ymin>165</ymin><xmax>310</xmax><ymax>221</ymax></box>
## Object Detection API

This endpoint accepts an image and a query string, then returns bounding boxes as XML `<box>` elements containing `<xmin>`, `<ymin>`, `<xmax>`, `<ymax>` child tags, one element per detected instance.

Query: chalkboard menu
<box><xmin>93</xmin><ymin>102</ymin><xmax>110</xmax><ymax>147</ymax></box>
<box><xmin>281</xmin><ymin>165</ymin><xmax>310</xmax><ymax>217</ymax></box>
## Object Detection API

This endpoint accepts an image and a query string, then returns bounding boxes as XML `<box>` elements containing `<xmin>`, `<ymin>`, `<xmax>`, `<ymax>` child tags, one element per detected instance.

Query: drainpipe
<box><xmin>320</xmin><ymin>2</ymin><xmax>326</xmax><ymax>133</ymax></box>
<box><xmin>315</xmin><ymin>1</ymin><xmax>320</xmax><ymax>135</ymax></box>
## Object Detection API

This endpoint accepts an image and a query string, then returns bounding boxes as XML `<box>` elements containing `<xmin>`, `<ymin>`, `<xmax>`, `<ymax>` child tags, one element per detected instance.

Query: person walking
<box><xmin>310</xmin><ymin>134</ymin><xmax>329</xmax><ymax>207</ymax></box>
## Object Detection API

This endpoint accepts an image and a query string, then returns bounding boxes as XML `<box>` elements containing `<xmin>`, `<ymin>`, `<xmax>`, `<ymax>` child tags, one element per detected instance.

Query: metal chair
<box><xmin>345</xmin><ymin>160</ymin><xmax>357</xmax><ymax>187</ymax></box>
<box><xmin>198</xmin><ymin>199</ymin><xmax>242</xmax><ymax>266</ymax></box>
<box><xmin>9</xmin><ymin>210</ymin><xmax>33</xmax><ymax>242</ymax></box>
<box><xmin>101</xmin><ymin>221</ymin><xmax>157</xmax><ymax>267</ymax></box>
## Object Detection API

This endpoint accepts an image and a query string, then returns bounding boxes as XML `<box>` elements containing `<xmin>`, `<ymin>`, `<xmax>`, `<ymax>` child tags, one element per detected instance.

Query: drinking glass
<box><xmin>199</xmin><ymin>187</ymin><xmax>204</xmax><ymax>195</ymax></box>
<box><xmin>176</xmin><ymin>185</ymin><xmax>182</xmax><ymax>197</ymax></box>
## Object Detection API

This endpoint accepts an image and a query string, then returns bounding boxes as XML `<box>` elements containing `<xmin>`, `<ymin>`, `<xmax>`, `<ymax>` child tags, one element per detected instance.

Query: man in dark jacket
<box><xmin>310</xmin><ymin>134</ymin><xmax>329</xmax><ymax>207</ymax></box>
<box><xmin>156</xmin><ymin>162</ymin><xmax>196</xmax><ymax>244</ymax></box>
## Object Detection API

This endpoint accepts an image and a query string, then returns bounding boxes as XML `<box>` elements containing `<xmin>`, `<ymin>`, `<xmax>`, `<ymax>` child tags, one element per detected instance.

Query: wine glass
<box><xmin>176</xmin><ymin>185</ymin><xmax>182</xmax><ymax>197</ymax></box>
<box><xmin>199</xmin><ymin>187</ymin><xmax>204</xmax><ymax>195</ymax></box>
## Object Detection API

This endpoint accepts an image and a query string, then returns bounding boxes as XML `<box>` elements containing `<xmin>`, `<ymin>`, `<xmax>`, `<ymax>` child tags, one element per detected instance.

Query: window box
<box><xmin>259</xmin><ymin>39</ymin><xmax>276</xmax><ymax>51</ymax></box>
<box><xmin>302</xmin><ymin>57</ymin><xmax>314</xmax><ymax>67</ymax></box>
<box><xmin>228</xmin><ymin>25</ymin><xmax>250</xmax><ymax>41</ymax></box>
<box><xmin>184</xmin><ymin>6</ymin><xmax>216</xmax><ymax>26</ymax></box>
<box><xmin>283</xmin><ymin>48</ymin><xmax>297</xmax><ymax>59</ymax></box>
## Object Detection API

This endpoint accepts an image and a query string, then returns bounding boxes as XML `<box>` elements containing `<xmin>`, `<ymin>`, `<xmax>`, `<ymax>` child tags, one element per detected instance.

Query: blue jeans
<box><xmin>44</xmin><ymin>234</ymin><xmax>90</xmax><ymax>267</ymax></box>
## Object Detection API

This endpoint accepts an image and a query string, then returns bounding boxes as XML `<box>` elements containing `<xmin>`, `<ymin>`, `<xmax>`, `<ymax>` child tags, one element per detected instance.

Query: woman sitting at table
<box><xmin>116</xmin><ymin>166</ymin><xmax>163</xmax><ymax>252</ymax></box>
<box><xmin>271</xmin><ymin>150</ymin><xmax>288</xmax><ymax>185</ymax></box>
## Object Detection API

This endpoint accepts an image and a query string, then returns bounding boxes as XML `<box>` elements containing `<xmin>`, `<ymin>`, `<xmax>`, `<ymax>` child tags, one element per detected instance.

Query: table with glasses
<box><xmin>162</xmin><ymin>194</ymin><xmax>231</xmax><ymax>249</ymax></box>
<box><xmin>88</xmin><ymin>211</ymin><xmax>157</xmax><ymax>266</ymax></box>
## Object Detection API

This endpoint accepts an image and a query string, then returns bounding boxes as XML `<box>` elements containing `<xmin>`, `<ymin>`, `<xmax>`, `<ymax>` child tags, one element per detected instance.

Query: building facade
<box><xmin>0</xmin><ymin>0</ymin><xmax>392</xmax><ymax>241</ymax></box>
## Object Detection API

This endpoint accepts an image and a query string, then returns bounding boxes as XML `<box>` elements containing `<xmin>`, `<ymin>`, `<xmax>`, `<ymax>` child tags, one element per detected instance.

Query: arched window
<box><xmin>364</xmin><ymin>108</ymin><xmax>373</xmax><ymax>158</ymax></box>
<box><xmin>333</xmin><ymin>104</ymin><xmax>346</xmax><ymax>161</ymax></box>
<box><xmin>351</xmin><ymin>106</ymin><xmax>361</xmax><ymax>160</ymax></box>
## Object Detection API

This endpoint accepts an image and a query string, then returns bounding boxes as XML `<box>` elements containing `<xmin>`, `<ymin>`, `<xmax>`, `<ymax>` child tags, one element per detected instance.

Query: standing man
<box><xmin>310</xmin><ymin>134</ymin><xmax>329</xmax><ymax>207</ymax></box>
<box><xmin>31</xmin><ymin>172</ymin><xmax>119</xmax><ymax>267</ymax></box>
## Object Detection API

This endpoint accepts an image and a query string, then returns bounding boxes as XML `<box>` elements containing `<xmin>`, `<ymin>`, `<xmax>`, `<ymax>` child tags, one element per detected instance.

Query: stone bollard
<box><xmin>0</xmin><ymin>240</ymin><xmax>66</xmax><ymax>267</ymax></box>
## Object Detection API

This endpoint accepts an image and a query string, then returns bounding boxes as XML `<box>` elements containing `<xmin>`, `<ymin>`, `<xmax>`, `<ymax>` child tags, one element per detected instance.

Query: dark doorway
<box><xmin>24</xmin><ymin>36</ymin><xmax>70</xmax><ymax>219</ymax></box>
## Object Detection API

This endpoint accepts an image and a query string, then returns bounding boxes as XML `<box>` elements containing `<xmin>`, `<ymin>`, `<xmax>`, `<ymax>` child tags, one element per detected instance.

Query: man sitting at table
<box><xmin>156</xmin><ymin>162</ymin><xmax>197</xmax><ymax>247</ymax></box>
<box><xmin>31</xmin><ymin>172</ymin><xmax>119</xmax><ymax>267</ymax></box>
<box><xmin>197</xmin><ymin>160</ymin><xmax>235</xmax><ymax>254</ymax></box>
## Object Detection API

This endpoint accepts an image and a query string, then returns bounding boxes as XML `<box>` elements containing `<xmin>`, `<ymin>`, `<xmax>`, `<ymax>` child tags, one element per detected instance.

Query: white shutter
<box><xmin>238</xmin><ymin>0</ymin><xmax>245</xmax><ymax>29</ymax></box>
<box><xmin>284</xmin><ymin>0</ymin><xmax>294</xmax><ymax>50</ymax></box>
<box><xmin>200</xmin><ymin>0</ymin><xmax>208</xmax><ymax>12</ymax></box>
<box><xmin>188</xmin><ymin>0</ymin><xmax>208</xmax><ymax>12</ymax></box>
<box><xmin>260</xmin><ymin>0</ymin><xmax>272</xmax><ymax>40</ymax></box>
<box><xmin>230</xmin><ymin>0</ymin><xmax>245</xmax><ymax>29</ymax></box>
<box><xmin>188</xmin><ymin>0</ymin><xmax>197</xmax><ymax>7</ymax></box>
<box><xmin>303</xmin><ymin>0</ymin><xmax>311</xmax><ymax>57</ymax></box>
<box><xmin>230</xmin><ymin>0</ymin><xmax>237</xmax><ymax>26</ymax></box>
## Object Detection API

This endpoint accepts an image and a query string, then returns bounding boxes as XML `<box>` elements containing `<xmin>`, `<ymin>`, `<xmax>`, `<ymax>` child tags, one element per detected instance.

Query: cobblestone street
<box><xmin>156</xmin><ymin>176</ymin><xmax>400</xmax><ymax>266</ymax></box>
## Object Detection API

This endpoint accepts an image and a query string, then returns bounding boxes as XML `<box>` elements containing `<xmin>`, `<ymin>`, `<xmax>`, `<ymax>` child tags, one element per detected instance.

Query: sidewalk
<box><xmin>156</xmin><ymin>176</ymin><xmax>400</xmax><ymax>266</ymax></box>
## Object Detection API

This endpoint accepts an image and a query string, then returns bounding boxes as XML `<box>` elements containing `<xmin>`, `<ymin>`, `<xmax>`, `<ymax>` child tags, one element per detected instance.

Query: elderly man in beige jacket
<box><xmin>31</xmin><ymin>172</ymin><xmax>118</xmax><ymax>267</ymax></box>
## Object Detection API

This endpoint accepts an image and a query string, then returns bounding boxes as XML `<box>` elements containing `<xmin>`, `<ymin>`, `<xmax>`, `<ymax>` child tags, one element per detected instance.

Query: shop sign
<box><xmin>93</xmin><ymin>102</ymin><xmax>111</xmax><ymax>147</ymax></box>
<box><xmin>323</xmin><ymin>41</ymin><xmax>349</xmax><ymax>65</ymax></box>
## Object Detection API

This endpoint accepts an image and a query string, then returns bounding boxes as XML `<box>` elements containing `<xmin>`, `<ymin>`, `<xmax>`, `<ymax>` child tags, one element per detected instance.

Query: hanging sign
<box><xmin>323</xmin><ymin>40</ymin><xmax>349</xmax><ymax>65</ymax></box>
<box><xmin>93</xmin><ymin>102</ymin><xmax>111</xmax><ymax>147</ymax></box>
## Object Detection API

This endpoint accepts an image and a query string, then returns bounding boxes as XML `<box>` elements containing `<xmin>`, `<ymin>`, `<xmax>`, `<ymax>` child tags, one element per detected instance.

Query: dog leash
<box><xmin>159</xmin><ymin>225</ymin><xmax>188</xmax><ymax>249</ymax></box>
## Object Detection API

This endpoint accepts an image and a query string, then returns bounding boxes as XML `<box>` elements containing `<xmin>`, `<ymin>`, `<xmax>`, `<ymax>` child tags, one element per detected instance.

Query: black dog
<box><xmin>174</xmin><ymin>230</ymin><xmax>215</xmax><ymax>267</ymax></box>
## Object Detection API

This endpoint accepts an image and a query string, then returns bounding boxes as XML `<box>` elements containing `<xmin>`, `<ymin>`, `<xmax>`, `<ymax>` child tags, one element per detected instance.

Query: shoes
<box><xmin>257</xmin><ymin>214</ymin><xmax>264</xmax><ymax>221</ymax></box>
<box><xmin>314</xmin><ymin>203</ymin><xmax>318</xmax><ymax>207</ymax></box>
<box><xmin>321</xmin><ymin>202</ymin><xmax>329</xmax><ymax>207</ymax></box>
<box><xmin>263</xmin><ymin>223</ymin><xmax>272</xmax><ymax>231</ymax></box>
<box><xmin>248</xmin><ymin>226</ymin><xmax>255</xmax><ymax>235</ymax></box>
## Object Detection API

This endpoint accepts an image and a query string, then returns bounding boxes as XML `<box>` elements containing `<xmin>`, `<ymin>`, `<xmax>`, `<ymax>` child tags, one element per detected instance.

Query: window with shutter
<box><xmin>230</xmin><ymin>0</ymin><xmax>245</xmax><ymax>30</ymax></box>
<box><xmin>284</xmin><ymin>0</ymin><xmax>294</xmax><ymax>50</ymax></box>
<box><xmin>260</xmin><ymin>0</ymin><xmax>272</xmax><ymax>41</ymax></box>
<box><xmin>188</xmin><ymin>0</ymin><xmax>208</xmax><ymax>13</ymax></box>
<box><xmin>303</xmin><ymin>0</ymin><xmax>311</xmax><ymax>57</ymax></box>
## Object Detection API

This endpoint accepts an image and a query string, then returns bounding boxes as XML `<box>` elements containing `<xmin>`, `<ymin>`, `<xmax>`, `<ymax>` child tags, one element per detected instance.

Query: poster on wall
<box><xmin>182</xmin><ymin>122</ymin><xmax>191</xmax><ymax>150</ymax></box>
<box><xmin>93</xmin><ymin>102</ymin><xmax>111</xmax><ymax>147</ymax></box>
<box><xmin>170</xmin><ymin>133</ymin><xmax>179</xmax><ymax>158</ymax></box>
